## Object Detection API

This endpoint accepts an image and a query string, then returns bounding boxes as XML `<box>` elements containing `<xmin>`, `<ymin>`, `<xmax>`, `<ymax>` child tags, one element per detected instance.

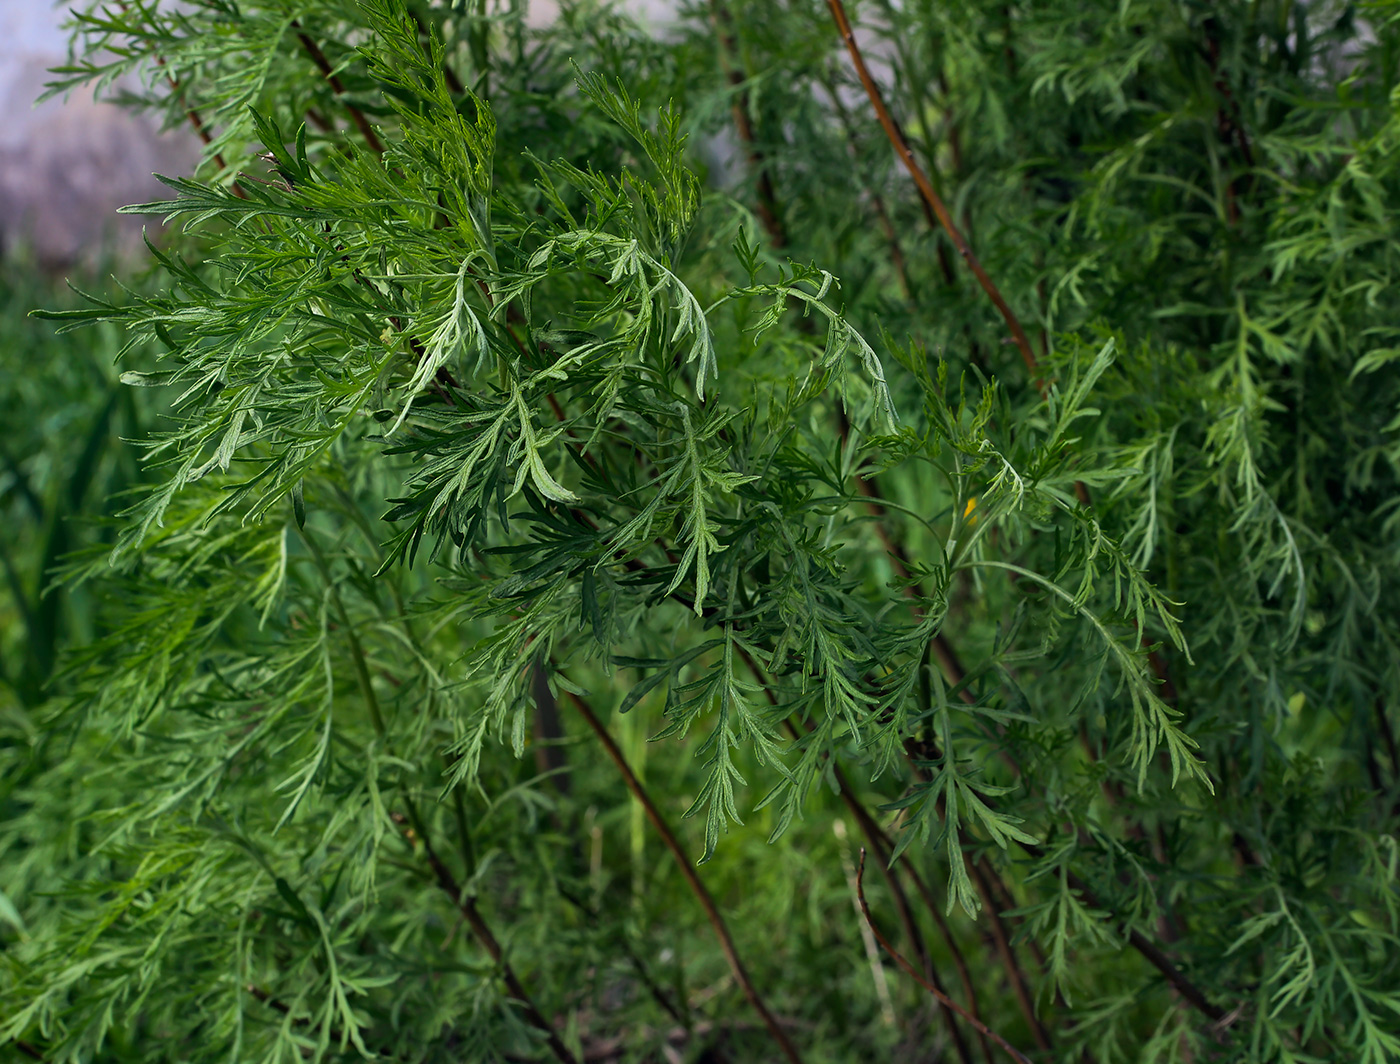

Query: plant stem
<box><xmin>563</xmin><ymin>688</ymin><xmax>806</xmax><ymax>1064</ymax></box>
<box><xmin>875</xmin><ymin>836</ymin><xmax>997</xmax><ymax>1064</ymax></box>
<box><xmin>293</xmin><ymin>21</ymin><xmax>387</xmax><ymax>154</ymax></box>
<box><xmin>832</xmin><ymin>763</ymin><xmax>977</xmax><ymax>1064</ymax></box>
<box><xmin>403</xmin><ymin>791</ymin><xmax>581</xmax><ymax>1064</ymax></box>
<box><xmin>966</xmin><ymin>856</ymin><xmax>1053</xmax><ymax>1053</ymax></box>
<box><xmin>824</xmin><ymin>0</ymin><xmax>1038</xmax><ymax>378</ymax></box>
<box><xmin>745</xmin><ymin>636</ymin><xmax>981</xmax><ymax>1063</ymax></box>
<box><xmin>710</xmin><ymin>0</ymin><xmax>787</xmax><ymax>247</ymax></box>
<box><xmin>856</xmin><ymin>851</ymin><xmax>1034</xmax><ymax>1064</ymax></box>
<box><xmin>114</xmin><ymin>1</ymin><xmax>245</xmax><ymax>198</ymax></box>
<box><xmin>816</xmin><ymin>67</ymin><xmax>913</xmax><ymax>300</ymax></box>
<box><xmin>299</xmin><ymin>528</ymin><xmax>575</xmax><ymax>1062</ymax></box>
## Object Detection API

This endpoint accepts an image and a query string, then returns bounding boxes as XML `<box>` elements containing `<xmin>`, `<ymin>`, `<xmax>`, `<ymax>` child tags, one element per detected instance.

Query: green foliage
<box><xmin>3</xmin><ymin>0</ymin><xmax>1399</xmax><ymax>1061</ymax></box>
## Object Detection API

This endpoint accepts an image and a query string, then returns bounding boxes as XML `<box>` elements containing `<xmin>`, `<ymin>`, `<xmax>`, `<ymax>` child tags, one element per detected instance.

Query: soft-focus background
<box><xmin>0</xmin><ymin>2</ymin><xmax>197</xmax><ymax>266</ymax></box>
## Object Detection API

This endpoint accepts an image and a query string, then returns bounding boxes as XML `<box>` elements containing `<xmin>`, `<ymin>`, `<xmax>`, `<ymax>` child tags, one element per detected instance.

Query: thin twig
<box><xmin>293</xmin><ymin>21</ymin><xmax>387</xmax><ymax>154</ymax></box>
<box><xmin>870</xmin><ymin>828</ymin><xmax>997</xmax><ymax>1064</ymax></box>
<box><xmin>710</xmin><ymin>0</ymin><xmax>786</xmax><ymax>247</ymax></box>
<box><xmin>300</xmin><ymin>530</ymin><xmax>575</xmax><ymax>1063</ymax></box>
<box><xmin>832</xmin><ymin>765</ymin><xmax>979</xmax><ymax>1064</ymax></box>
<box><xmin>114</xmin><ymin>1</ymin><xmax>245</xmax><ymax>199</ymax></box>
<box><xmin>563</xmin><ymin>688</ymin><xmax>806</xmax><ymax>1064</ymax></box>
<box><xmin>833</xmin><ymin>820</ymin><xmax>898</xmax><ymax>1027</ymax></box>
<box><xmin>745</xmin><ymin>640</ymin><xmax>983</xmax><ymax>1063</ymax></box>
<box><xmin>816</xmin><ymin>69</ymin><xmax>912</xmax><ymax>299</ymax></box>
<box><xmin>556</xmin><ymin>884</ymin><xmax>690</xmax><ymax>1028</ymax></box>
<box><xmin>406</xmin><ymin>799</ymin><xmax>581</xmax><ymax>1064</ymax></box>
<box><xmin>966</xmin><ymin>856</ymin><xmax>1053</xmax><ymax>1053</ymax></box>
<box><xmin>825</xmin><ymin>0</ymin><xmax>1037</xmax><ymax>377</ymax></box>
<box><xmin>1203</xmin><ymin>23</ymin><xmax>1256</xmax><ymax>224</ymax></box>
<box><xmin>856</xmin><ymin>851</ymin><xmax>1034</xmax><ymax>1064</ymax></box>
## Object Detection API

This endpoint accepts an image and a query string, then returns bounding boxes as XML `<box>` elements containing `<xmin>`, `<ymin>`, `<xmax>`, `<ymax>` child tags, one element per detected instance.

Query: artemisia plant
<box><xmin>2</xmin><ymin>1</ymin><xmax>1397</xmax><ymax>1061</ymax></box>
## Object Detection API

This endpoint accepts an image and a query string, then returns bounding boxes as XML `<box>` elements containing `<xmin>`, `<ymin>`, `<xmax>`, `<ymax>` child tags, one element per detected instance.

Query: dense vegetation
<box><xmin>3</xmin><ymin>1</ymin><xmax>1399</xmax><ymax>1061</ymax></box>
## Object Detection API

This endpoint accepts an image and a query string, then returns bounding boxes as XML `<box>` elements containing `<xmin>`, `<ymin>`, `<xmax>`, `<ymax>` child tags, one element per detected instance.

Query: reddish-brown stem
<box><xmin>1014</xmin><ymin>851</ymin><xmax>1228</xmax><ymax>1025</ymax></box>
<box><xmin>1204</xmin><ymin>26</ymin><xmax>1255</xmax><ymax>225</ymax></box>
<box><xmin>293</xmin><ymin>21</ymin><xmax>387</xmax><ymax>154</ymax></box>
<box><xmin>1376</xmin><ymin>699</ymin><xmax>1400</xmax><ymax>791</ymax></box>
<box><xmin>818</xmin><ymin>71</ymin><xmax>914</xmax><ymax>299</ymax></box>
<box><xmin>777</xmin><ymin>707</ymin><xmax>975</xmax><ymax>1061</ymax></box>
<box><xmin>832</xmin><ymin>763</ymin><xmax>978</xmax><ymax>1064</ymax></box>
<box><xmin>745</xmin><ymin>638</ymin><xmax>987</xmax><ymax>1063</ymax></box>
<box><xmin>856</xmin><ymin>851</ymin><xmax>1034</xmax><ymax>1064</ymax></box>
<box><xmin>1123</xmin><ymin>924</ymin><xmax>1228</xmax><ymax>1024</ymax></box>
<box><xmin>710</xmin><ymin>0</ymin><xmax>786</xmax><ymax>247</ymax></box>
<box><xmin>113</xmin><ymin>2</ymin><xmax>245</xmax><ymax>199</ymax></box>
<box><xmin>401</xmin><ymin>794</ymin><xmax>579</xmax><ymax>1064</ymax></box>
<box><xmin>864</xmin><ymin>823</ymin><xmax>996</xmax><ymax>1064</ymax></box>
<box><xmin>563</xmin><ymin>689</ymin><xmax>806</xmax><ymax>1064</ymax></box>
<box><xmin>965</xmin><ymin>856</ymin><xmax>1053</xmax><ymax>1053</ymax></box>
<box><xmin>852</xmin><ymin>468</ymin><xmax>977</xmax><ymax>707</ymax></box>
<box><xmin>871</xmin><ymin>193</ymin><xmax>914</xmax><ymax>300</ymax></box>
<box><xmin>852</xmin><ymin>445</ymin><xmax>1220</xmax><ymax>1032</ymax></box>
<box><xmin>825</xmin><ymin>0</ymin><xmax>1037</xmax><ymax>378</ymax></box>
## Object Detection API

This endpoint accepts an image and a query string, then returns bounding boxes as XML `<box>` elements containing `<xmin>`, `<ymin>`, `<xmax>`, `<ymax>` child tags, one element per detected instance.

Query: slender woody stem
<box><xmin>745</xmin><ymin>639</ymin><xmax>981</xmax><ymax>1062</ymax></box>
<box><xmin>298</xmin><ymin>529</ymin><xmax>575</xmax><ymax>1062</ymax></box>
<box><xmin>113</xmin><ymin>1</ymin><xmax>245</xmax><ymax>199</ymax></box>
<box><xmin>403</xmin><ymin>793</ymin><xmax>581</xmax><ymax>1064</ymax></box>
<box><xmin>710</xmin><ymin>0</ymin><xmax>787</xmax><ymax>247</ymax></box>
<box><xmin>856</xmin><ymin>851</ymin><xmax>1034</xmax><ymax>1064</ymax></box>
<box><xmin>875</xmin><ymin>837</ymin><xmax>997</xmax><ymax>1064</ymax></box>
<box><xmin>293</xmin><ymin>21</ymin><xmax>387</xmax><ymax>154</ymax></box>
<box><xmin>966</xmin><ymin>856</ymin><xmax>1054</xmax><ymax>1053</ymax></box>
<box><xmin>563</xmin><ymin>688</ymin><xmax>806</xmax><ymax>1064</ymax></box>
<box><xmin>843</xmin><ymin>423</ymin><xmax>1220</xmax><ymax>1027</ymax></box>
<box><xmin>831</xmin><ymin>762</ymin><xmax>978</xmax><ymax>1064</ymax></box>
<box><xmin>816</xmin><ymin>69</ymin><xmax>913</xmax><ymax>299</ymax></box>
<box><xmin>825</xmin><ymin>0</ymin><xmax>1038</xmax><ymax>378</ymax></box>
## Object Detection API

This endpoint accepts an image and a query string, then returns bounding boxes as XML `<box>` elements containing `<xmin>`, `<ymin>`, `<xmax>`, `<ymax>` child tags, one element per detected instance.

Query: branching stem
<box><xmin>710</xmin><ymin>0</ymin><xmax>787</xmax><ymax>247</ymax></box>
<box><xmin>299</xmin><ymin>529</ymin><xmax>575</xmax><ymax>1062</ymax></box>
